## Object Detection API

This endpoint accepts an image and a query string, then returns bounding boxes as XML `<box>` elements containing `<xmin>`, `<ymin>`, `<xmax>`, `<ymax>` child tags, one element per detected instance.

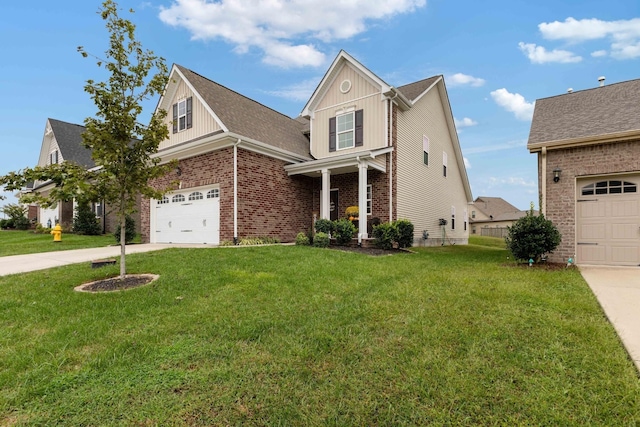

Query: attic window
<box><xmin>172</xmin><ymin>97</ymin><xmax>193</xmax><ymax>133</ymax></box>
<box><xmin>50</xmin><ymin>150</ymin><xmax>59</xmax><ymax>165</ymax></box>
<box><xmin>340</xmin><ymin>79</ymin><xmax>352</xmax><ymax>94</ymax></box>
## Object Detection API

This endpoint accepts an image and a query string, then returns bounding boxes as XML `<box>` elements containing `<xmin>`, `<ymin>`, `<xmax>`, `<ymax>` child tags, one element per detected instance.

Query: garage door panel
<box><xmin>610</xmin><ymin>200</ymin><xmax>638</xmax><ymax>217</ymax></box>
<box><xmin>578</xmin><ymin>245</ymin><xmax>606</xmax><ymax>264</ymax></box>
<box><xmin>611</xmin><ymin>246</ymin><xmax>640</xmax><ymax>264</ymax></box>
<box><xmin>612</xmin><ymin>223</ymin><xmax>639</xmax><ymax>240</ymax></box>
<box><xmin>153</xmin><ymin>189</ymin><xmax>220</xmax><ymax>244</ymax></box>
<box><xmin>578</xmin><ymin>224</ymin><xmax>606</xmax><ymax>240</ymax></box>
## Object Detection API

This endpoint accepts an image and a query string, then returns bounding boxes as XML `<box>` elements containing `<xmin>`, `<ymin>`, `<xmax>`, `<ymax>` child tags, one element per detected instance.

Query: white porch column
<box><xmin>358</xmin><ymin>162</ymin><xmax>368</xmax><ymax>241</ymax></box>
<box><xmin>321</xmin><ymin>168</ymin><xmax>331</xmax><ymax>220</ymax></box>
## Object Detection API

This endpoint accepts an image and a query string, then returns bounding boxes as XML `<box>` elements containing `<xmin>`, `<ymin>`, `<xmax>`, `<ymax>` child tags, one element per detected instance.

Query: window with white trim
<box><xmin>50</xmin><ymin>150</ymin><xmax>59</xmax><ymax>165</ymax></box>
<box><xmin>337</xmin><ymin>112</ymin><xmax>355</xmax><ymax>150</ymax></box>
<box><xmin>443</xmin><ymin>151</ymin><xmax>448</xmax><ymax>177</ymax></box>
<box><xmin>188</xmin><ymin>191</ymin><xmax>203</xmax><ymax>201</ymax></box>
<box><xmin>177</xmin><ymin>100</ymin><xmax>187</xmax><ymax>131</ymax></box>
<box><xmin>423</xmin><ymin>135</ymin><xmax>429</xmax><ymax>166</ymax></box>
<box><xmin>207</xmin><ymin>189</ymin><xmax>220</xmax><ymax>199</ymax></box>
<box><xmin>158</xmin><ymin>196</ymin><xmax>169</xmax><ymax>205</ymax></box>
<box><xmin>366</xmin><ymin>184</ymin><xmax>372</xmax><ymax>215</ymax></box>
<box><xmin>464</xmin><ymin>208</ymin><xmax>468</xmax><ymax>231</ymax></box>
<box><xmin>581</xmin><ymin>180</ymin><xmax>637</xmax><ymax>196</ymax></box>
<box><xmin>172</xmin><ymin>194</ymin><xmax>185</xmax><ymax>203</ymax></box>
<box><xmin>451</xmin><ymin>206</ymin><xmax>456</xmax><ymax>230</ymax></box>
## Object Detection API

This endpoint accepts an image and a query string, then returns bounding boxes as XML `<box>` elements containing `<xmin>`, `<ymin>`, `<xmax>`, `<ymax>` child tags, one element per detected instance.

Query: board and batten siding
<box><xmin>159</xmin><ymin>78</ymin><xmax>222</xmax><ymax>150</ymax></box>
<box><xmin>396</xmin><ymin>84</ymin><xmax>470</xmax><ymax>244</ymax></box>
<box><xmin>311</xmin><ymin>63</ymin><xmax>386</xmax><ymax>159</ymax></box>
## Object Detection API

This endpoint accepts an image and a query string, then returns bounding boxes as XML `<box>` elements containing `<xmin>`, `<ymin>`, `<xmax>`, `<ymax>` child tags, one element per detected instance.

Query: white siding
<box><xmin>396</xmin><ymin>84</ymin><xmax>470</xmax><ymax>244</ymax></box>
<box><xmin>160</xmin><ymin>78</ymin><xmax>222</xmax><ymax>150</ymax></box>
<box><xmin>310</xmin><ymin>63</ymin><xmax>386</xmax><ymax>159</ymax></box>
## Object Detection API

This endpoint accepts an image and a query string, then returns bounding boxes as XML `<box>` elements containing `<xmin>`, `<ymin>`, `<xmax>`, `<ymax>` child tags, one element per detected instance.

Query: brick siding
<box><xmin>542</xmin><ymin>139</ymin><xmax>640</xmax><ymax>263</ymax></box>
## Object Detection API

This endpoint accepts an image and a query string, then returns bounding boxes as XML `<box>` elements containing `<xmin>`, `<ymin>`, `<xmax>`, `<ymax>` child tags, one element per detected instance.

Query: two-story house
<box><xmin>142</xmin><ymin>51</ymin><xmax>472</xmax><ymax>245</ymax></box>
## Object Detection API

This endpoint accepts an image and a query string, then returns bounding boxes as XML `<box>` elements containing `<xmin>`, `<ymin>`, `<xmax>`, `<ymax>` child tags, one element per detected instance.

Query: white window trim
<box><xmin>336</xmin><ymin>111</ymin><xmax>355</xmax><ymax>151</ymax></box>
<box><xmin>443</xmin><ymin>151</ymin><xmax>448</xmax><ymax>177</ymax></box>
<box><xmin>366</xmin><ymin>184</ymin><xmax>372</xmax><ymax>216</ymax></box>
<box><xmin>423</xmin><ymin>135</ymin><xmax>429</xmax><ymax>166</ymax></box>
<box><xmin>177</xmin><ymin>99</ymin><xmax>187</xmax><ymax>132</ymax></box>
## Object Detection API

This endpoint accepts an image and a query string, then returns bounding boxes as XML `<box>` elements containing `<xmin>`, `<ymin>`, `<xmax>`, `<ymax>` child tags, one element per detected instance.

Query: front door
<box><xmin>330</xmin><ymin>189</ymin><xmax>339</xmax><ymax>221</ymax></box>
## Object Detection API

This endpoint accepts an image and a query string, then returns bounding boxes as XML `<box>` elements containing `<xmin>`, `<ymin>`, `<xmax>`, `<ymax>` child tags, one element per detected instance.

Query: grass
<box><xmin>1</xmin><ymin>244</ymin><xmax>639</xmax><ymax>425</ymax></box>
<box><xmin>469</xmin><ymin>234</ymin><xmax>506</xmax><ymax>249</ymax></box>
<box><xmin>0</xmin><ymin>230</ymin><xmax>126</xmax><ymax>257</ymax></box>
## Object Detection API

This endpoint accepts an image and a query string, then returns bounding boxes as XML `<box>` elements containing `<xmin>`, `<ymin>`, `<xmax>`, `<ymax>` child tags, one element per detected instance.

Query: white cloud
<box><xmin>488</xmin><ymin>176</ymin><xmax>537</xmax><ymax>189</ymax></box>
<box><xmin>490</xmin><ymin>88</ymin><xmax>535</xmax><ymax>121</ymax></box>
<box><xmin>463</xmin><ymin>139</ymin><xmax>526</xmax><ymax>155</ymax></box>
<box><xmin>518</xmin><ymin>42</ymin><xmax>582</xmax><ymax>64</ymax></box>
<box><xmin>266</xmin><ymin>78</ymin><xmax>319</xmax><ymax>102</ymax></box>
<box><xmin>454</xmin><ymin>117</ymin><xmax>478</xmax><ymax>128</ymax></box>
<box><xmin>447</xmin><ymin>73</ymin><xmax>485</xmax><ymax>87</ymax></box>
<box><xmin>591</xmin><ymin>49</ymin><xmax>608</xmax><ymax>57</ymax></box>
<box><xmin>158</xmin><ymin>0</ymin><xmax>426</xmax><ymax>68</ymax></box>
<box><xmin>538</xmin><ymin>17</ymin><xmax>640</xmax><ymax>60</ymax></box>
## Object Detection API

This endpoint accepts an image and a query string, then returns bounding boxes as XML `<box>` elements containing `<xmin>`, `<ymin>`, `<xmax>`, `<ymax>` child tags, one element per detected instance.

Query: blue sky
<box><xmin>1</xmin><ymin>0</ymin><xmax>639</xmax><ymax>210</ymax></box>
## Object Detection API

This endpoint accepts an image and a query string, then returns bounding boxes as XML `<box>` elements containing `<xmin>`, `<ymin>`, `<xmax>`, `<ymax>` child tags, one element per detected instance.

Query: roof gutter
<box><xmin>383</xmin><ymin>87</ymin><xmax>412</xmax><ymax>111</ymax></box>
<box><xmin>528</xmin><ymin>129</ymin><xmax>640</xmax><ymax>152</ymax></box>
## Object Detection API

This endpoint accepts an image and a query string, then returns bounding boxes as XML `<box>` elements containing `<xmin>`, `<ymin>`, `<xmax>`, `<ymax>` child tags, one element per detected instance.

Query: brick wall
<box><xmin>543</xmin><ymin>139</ymin><xmax>640</xmax><ymax>263</ymax></box>
<box><xmin>142</xmin><ymin>147</ymin><xmax>313</xmax><ymax>243</ymax></box>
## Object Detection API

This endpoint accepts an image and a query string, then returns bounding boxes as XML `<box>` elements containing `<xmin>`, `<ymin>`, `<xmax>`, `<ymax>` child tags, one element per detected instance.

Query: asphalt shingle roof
<box><xmin>397</xmin><ymin>76</ymin><xmax>441</xmax><ymax>102</ymax></box>
<box><xmin>528</xmin><ymin>78</ymin><xmax>640</xmax><ymax>145</ymax></box>
<box><xmin>472</xmin><ymin>196</ymin><xmax>520</xmax><ymax>218</ymax></box>
<box><xmin>48</xmin><ymin>118</ymin><xmax>94</xmax><ymax>168</ymax></box>
<box><xmin>176</xmin><ymin>65</ymin><xmax>312</xmax><ymax>159</ymax></box>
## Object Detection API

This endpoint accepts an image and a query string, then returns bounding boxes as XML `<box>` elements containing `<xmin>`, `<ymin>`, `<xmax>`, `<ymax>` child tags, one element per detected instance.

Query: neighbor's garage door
<box><xmin>576</xmin><ymin>177</ymin><xmax>640</xmax><ymax>266</ymax></box>
<box><xmin>154</xmin><ymin>188</ymin><xmax>220</xmax><ymax>244</ymax></box>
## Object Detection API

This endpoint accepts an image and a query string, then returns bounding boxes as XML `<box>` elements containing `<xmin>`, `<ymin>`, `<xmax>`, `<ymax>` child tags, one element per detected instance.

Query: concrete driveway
<box><xmin>580</xmin><ymin>265</ymin><xmax>640</xmax><ymax>372</ymax></box>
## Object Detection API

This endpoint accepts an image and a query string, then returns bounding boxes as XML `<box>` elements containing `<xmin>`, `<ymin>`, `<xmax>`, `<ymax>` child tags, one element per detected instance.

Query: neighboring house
<box><xmin>528</xmin><ymin>77</ymin><xmax>640</xmax><ymax>266</ymax></box>
<box><xmin>143</xmin><ymin>50</ymin><xmax>472</xmax><ymax>246</ymax></box>
<box><xmin>469</xmin><ymin>196</ymin><xmax>533</xmax><ymax>235</ymax></box>
<box><xmin>26</xmin><ymin>118</ymin><xmax>139</xmax><ymax>233</ymax></box>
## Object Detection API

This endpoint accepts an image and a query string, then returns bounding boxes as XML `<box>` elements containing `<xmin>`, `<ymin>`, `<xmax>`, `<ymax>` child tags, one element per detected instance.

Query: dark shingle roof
<box><xmin>472</xmin><ymin>196</ymin><xmax>520</xmax><ymax>218</ymax></box>
<box><xmin>176</xmin><ymin>65</ymin><xmax>312</xmax><ymax>159</ymax></box>
<box><xmin>48</xmin><ymin>119</ymin><xmax>94</xmax><ymax>168</ymax></box>
<box><xmin>397</xmin><ymin>76</ymin><xmax>441</xmax><ymax>101</ymax></box>
<box><xmin>528</xmin><ymin>78</ymin><xmax>640</xmax><ymax>145</ymax></box>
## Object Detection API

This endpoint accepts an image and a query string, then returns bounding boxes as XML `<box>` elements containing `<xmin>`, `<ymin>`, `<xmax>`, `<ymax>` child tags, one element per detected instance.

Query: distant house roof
<box><xmin>48</xmin><ymin>118</ymin><xmax>94</xmax><ymax>168</ymax></box>
<box><xmin>471</xmin><ymin>196</ymin><xmax>536</xmax><ymax>224</ymax></box>
<box><xmin>528</xmin><ymin>78</ymin><xmax>640</xmax><ymax>151</ymax></box>
<box><xmin>175</xmin><ymin>65</ymin><xmax>312</xmax><ymax>159</ymax></box>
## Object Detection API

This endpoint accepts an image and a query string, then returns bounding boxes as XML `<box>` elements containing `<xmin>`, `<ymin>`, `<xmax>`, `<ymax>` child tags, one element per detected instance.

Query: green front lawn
<box><xmin>1</xmin><ymin>245</ymin><xmax>638</xmax><ymax>425</ymax></box>
<box><xmin>0</xmin><ymin>230</ymin><xmax>119</xmax><ymax>257</ymax></box>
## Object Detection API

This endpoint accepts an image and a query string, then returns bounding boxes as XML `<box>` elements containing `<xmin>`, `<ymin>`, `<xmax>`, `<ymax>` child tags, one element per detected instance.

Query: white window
<box><xmin>451</xmin><ymin>206</ymin><xmax>456</xmax><ymax>230</ymax></box>
<box><xmin>172</xmin><ymin>194</ymin><xmax>185</xmax><ymax>203</ymax></box>
<box><xmin>158</xmin><ymin>196</ymin><xmax>169</xmax><ymax>205</ymax></box>
<box><xmin>188</xmin><ymin>192</ymin><xmax>203</xmax><ymax>201</ymax></box>
<box><xmin>93</xmin><ymin>202</ymin><xmax>103</xmax><ymax>217</ymax></box>
<box><xmin>464</xmin><ymin>208</ymin><xmax>468</xmax><ymax>231</ymax></box>
<box><xmin>337</xmin><ymin>112</ymin><xmax>354</xmax><ymax>150</ymax></box>
<box><xmin>50</xmin><ymin>150</ymin><xmax>59</xmax><ymax>165</ymax></box>
<box><xmin>366</xmin><ymin>184</ymin><xmax>372</xmax><ymax>215</ymax></box>
<box><xmin>177</xmin><ymin>99</ymin><xmax>187</xmax><ymax>132</ymax></box>
<box><xmin>207</xmin><ymin>189</ymin><xmax>220</xmax><ymax>199</ymax></box>
<box><xmin>423</xmin><ymin>135</ymin><xmax>429</xmax><ymax>166</ymax></box>
<box><xmin>443</xmin><ymin>151</ymin><xmax>448</xmax><ymax>177</ymax></box>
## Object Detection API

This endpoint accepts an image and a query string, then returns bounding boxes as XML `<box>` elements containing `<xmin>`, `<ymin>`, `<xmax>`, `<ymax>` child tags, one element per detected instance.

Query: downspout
<box><xmin>234</xmin><ymin>138</ymin><xmax>240</xmax><ymax>245</ymax></box>
<box><xmin>541</xmin><ymin>147</ymin><xmax>547</xmax><ymax>216</ymax></box>
<box><xmin>389</xmin><ymin>99</ymin><xmax>394</xmax><ymax>222</ymax></box>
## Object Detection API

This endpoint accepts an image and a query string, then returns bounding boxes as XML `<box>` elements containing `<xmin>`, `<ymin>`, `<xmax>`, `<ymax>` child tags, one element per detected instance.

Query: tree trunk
<box><xmin>120</xmin><ymin>217</ymin><xmax>126</xmax><ymax>279</ymax></box>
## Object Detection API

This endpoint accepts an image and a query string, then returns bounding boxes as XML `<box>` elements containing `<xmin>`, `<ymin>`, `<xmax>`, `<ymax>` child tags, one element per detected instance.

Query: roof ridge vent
<box><xmin>567</xmin><ymin>88</ymin><xmax>573</xmax><ymax>93</ymax></box>
<box><xmin>598</xmin><ymin>76</ymin><xmax>605</xmax><ymax>87</ymax></box>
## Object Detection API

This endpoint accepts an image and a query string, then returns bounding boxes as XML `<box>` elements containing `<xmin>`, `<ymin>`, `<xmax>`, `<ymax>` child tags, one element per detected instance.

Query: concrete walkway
<box><xmin>580</xmin><ymin>265</ymin><xmax>640</xmax><ymax>372</ymax></box>
<box><xmin>0</xmin><ymin>244</ymin><xmax>216</xmax><ymax>276</ymax></box>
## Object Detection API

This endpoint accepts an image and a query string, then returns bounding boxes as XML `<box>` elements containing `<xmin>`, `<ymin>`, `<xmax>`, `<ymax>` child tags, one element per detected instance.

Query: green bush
<box><xmin>505</xmin><ymin>209</ymin><xmax>561</xmax><ymax>262</ymax></box>
<box><xmin>0</xmin><ymin>218</ymin><xmax>11</xmax><ymax>229</ymax></box>
<box><xmin>0</xmin><ymin>204</ymin><xmax>29</xmax><ymax>230</ymax></box>
<box><xmin>34</xmin><ymin>223</ymin><xmax>52</xmax><ymax>234</ymax></box>
<box><xmin>113</xmin><ymin>215</ymin><xmax>136</xmax><ymax>244</ymax></box>
<box><xmin>333</xmin><ymin>218</ymin><xmax>356</xmax><ymax>245</ymax></box>
<box><xmin>313</xmin><ymin>232</ymin><xmax>330</xmax><ymax>248</ymax></box>
<box><xmin>73</xmin><ymin>202</ymin><xmax>102</xmax><ymax>235</ymax></box>
<box><xmin>238</xmin><ymin>236</ymin><xmax>280</xmax><ymax>246</ymax></box>
<box><xmin>314</xmin><ymin>218</ymin><xmax>333</xmax><ymax>234</ymax></box>
<box><xmin>295</xmin><ymin>232</ymin><xmax>310</xmax><ymax>246</ymax></box>
<box><xmin>395</xmin><ymin>219</ymin><xmax>414</xmax><ymax>248</ymax></box>
<box><xmin>372</xmin><ymin>222</ymin><xmax>398</xmax><ymax>250</ymax></box>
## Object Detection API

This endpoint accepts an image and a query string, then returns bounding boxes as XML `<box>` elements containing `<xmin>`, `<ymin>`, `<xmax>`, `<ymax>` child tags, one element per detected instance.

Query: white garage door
<box><xmin>39</xmin><ymin>204</ymin><xmax>59</xmax><ymax>228</ymax></box>
<box><xmin>576</xmin><ymin>177</ymin><xmax>640</xmax><ymax>266</ymax></box>
<box><xmin>154</xmin><ymin>188</ymin><xmax>220</xmax><ymax>244</ymax></box>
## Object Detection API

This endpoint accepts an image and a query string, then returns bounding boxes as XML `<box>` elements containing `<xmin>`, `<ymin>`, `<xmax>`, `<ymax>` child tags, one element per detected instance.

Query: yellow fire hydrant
<box><xmin>51</xmin><ymin>224</ymin><xmax>62</xmax><ymax>242</ymax></box>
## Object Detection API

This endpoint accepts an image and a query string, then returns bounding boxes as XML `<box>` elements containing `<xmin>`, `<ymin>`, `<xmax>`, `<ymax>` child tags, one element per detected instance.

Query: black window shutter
<box><xmin>186</xmin><ymin>97</ymin><xmax>193</xmax><ymax>129</ymax></box>
<box><xmin>355</xmin><ymin>109</ymin><xmax>363</xmax><ymax>147</ymax></box>
<box><xmin>329</xmin><ymin>117</ymin><xmax>336</xmax><ymax>152</ymax></box>
<box><xmin>172</xmin><ymin>103</ymin><xmax>178</xmax><ymax>134</ymax></box>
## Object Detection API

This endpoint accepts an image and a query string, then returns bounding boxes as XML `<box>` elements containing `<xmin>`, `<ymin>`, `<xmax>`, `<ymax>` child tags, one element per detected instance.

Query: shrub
<box><xmin>0</xmin><ymin>218</ymin><xmax>11</xmax><ymax>229</ymax></box>
<box><xmin>372</xmin><ymin>222</ymin><xmax>398</xmax><ymax>250</ymax></box>
<box><xmin>313</xmin><ymin>232</ymin><xmax>330</xmax><ymax>248</ymax></box>
<box><xmin>295</xmin><ymin>232</ymin><xmax>310</xmax><ymax>246</ymax></box>
<box><xmin>505</xmin><ymin>209</ymin><xmax>561</xmax><ymax>262</ymax></box>
<box><xmin>238</xmin><ymin>236</ymin><xmax>280</xmax><ymax>246</ymax></box>
<box><xmin>395</xmin><ymin>219</ymin><xmax>414</xmax><ymax>248</ymax></box>
<box><xmin>73</xmin><ymin>201</ymin><xmax>102</xmax><ymax>235</ymax></box>
<box><xmin>0</xmin><ymin>204</ymin><xmax>29</xmax><ymax>230</ymax></box>
<box><xmin>333</xmin><ymin>218</ymin><xmax>356</xmax><ymax>245</ymax></box>
<box><xmin>113</xmin><ymin>215</ymin><xmax>136</xmax><ymax>244</ymax></box>
<box><xmin>13</xmin><ymin>216</ymin><xmax>30</xmax><ymax>230</ymax></box>
<box><xmin>34</xmin><ymin>223</ymin><xmax>52</xmax><ymax>234</ymax></box>
<box><xmin>314</xmin><ymin>219</ymin><xmax>333</xmax><ymax>235</ymax></box>
<box><xmin>345</xmin><ymin>206</ymin><xmax>359</xmax><ymax>219</ymax></box>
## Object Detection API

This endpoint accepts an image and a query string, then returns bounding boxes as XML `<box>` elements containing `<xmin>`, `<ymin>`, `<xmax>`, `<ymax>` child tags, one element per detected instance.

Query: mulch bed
<box><xmin>504</xmin><ymin>262</ymin><xmax>575</xmax><ymax>271</ymax></box>
<box><xmin>75</xmin><ymin>274</ymin><xmax>159</xmax><ymax>293</ymax></box>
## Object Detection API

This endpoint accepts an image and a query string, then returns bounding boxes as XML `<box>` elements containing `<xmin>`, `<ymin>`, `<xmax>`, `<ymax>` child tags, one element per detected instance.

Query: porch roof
<box><xmin>284</xmin><ymin>147</ymin><xmax>392</xmax><ymax>177</ymax></box>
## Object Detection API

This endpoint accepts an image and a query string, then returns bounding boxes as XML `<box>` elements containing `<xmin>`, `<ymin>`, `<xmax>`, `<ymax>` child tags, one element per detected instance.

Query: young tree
<box><xmin>505</xmin><ymin>204</ymin><xmax>561</xmax><ymax>263</ymax></box>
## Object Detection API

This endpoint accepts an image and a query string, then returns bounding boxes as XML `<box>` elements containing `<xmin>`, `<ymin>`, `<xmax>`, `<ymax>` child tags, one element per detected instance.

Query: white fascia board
<box><xmin>285</xmin><ymin>147</ymin><xmax>392</xmax><ymax>176</ymax></box>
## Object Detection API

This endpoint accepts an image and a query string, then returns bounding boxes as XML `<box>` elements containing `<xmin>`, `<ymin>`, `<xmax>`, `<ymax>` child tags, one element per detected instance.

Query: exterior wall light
<box><xmin>553</xmin><ymin>168</ymin><xmax>561</xmax><ymax>183</ymax></box>
<box><xmin>176</xmin><ymin>166</ymin><xmax>182</xmax><ymax>176</ymax></box>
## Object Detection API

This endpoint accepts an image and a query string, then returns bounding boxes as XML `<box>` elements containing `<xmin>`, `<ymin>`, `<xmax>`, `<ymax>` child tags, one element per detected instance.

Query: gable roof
<box><xmin>528</xmin><ymin>78</ymin><xmax>640</xmax><ymax>151</ymax></box>
<box><xmin>472</xmin><ymin>196</ymin><xmax>520</xmax><ymax>218</ymax></box>
<box><xmin>47</xmin><ymin>119</ymin><xmax>94</xmax><ymax>168</ymax></box>
<box><xmin>397</xmin><ymin>76</ymin><xmax>441</xmax><ymax>102</ymax></box>
<box><xmin>171</xmin><ymin>65</ymin><xmax>311</xmax><ymax>159</ymax></box>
